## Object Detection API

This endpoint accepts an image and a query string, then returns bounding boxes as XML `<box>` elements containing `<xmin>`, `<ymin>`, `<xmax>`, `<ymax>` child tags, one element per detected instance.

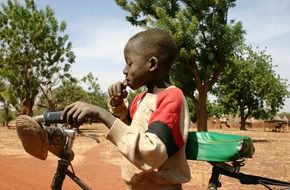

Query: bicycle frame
<box><xmin>208</xmin><ymin>162</ymin><xmax>290</xmax><ymax>190</ymax></box>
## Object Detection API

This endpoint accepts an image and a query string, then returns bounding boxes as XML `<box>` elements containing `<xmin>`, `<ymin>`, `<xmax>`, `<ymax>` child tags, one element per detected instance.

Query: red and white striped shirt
<box><xmin>106</xmin><ymin>86</ymin><xmax>191</xmax><ymax>190</ymax></box>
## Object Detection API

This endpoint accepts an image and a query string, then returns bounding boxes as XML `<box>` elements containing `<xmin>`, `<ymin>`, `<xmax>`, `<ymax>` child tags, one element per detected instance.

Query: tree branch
<box><xmin>209</xmin><ymin>56</ymin><xmax>226</xmax><ymax>89</ymax></box>
<box><xmin>189</xmin><ymin>61</ymin><xmax>202</xmax><ymax>92</ymax></box>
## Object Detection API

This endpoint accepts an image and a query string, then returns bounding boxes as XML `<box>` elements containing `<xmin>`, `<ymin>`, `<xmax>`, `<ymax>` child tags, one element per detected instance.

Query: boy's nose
<box><xmin>123</xmin><ymin>66</ymin><xmax>128</xmax><ymax>75</ymax></box>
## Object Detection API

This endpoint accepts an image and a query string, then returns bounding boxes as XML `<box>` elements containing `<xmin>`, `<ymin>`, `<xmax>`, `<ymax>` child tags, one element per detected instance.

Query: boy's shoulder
<box><xmin>156</xmin><ymin>86</ymin><xmax>184</xmax><ymax>106</ymax></box>
<box><xmin>132</xmin><ymin>86</ymin><xmax>184</xmax><ymax>104</ymax></box>
<box><xmin>159</xmin><ymin>86</ymin><xmax>183</xmax><ymax>97</ymax></box>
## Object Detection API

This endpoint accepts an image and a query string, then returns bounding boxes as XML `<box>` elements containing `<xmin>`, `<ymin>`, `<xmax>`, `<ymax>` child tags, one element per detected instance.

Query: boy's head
<box><xmin>123</xmin><ymin>29</ymin><xmax>178</xmax><ymax>90</ymax></box>
<box><xmin>126</xmin><ymin>28</ymin><xmax>178</xmax><ymax>69</ymax></box>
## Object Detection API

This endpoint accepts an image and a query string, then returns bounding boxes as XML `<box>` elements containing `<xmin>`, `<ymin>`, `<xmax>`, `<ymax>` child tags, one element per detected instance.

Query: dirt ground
<box><xmin>1</xmin><ymin>122</ymin><xmax>290</xmax><ymax>190</ymax></box>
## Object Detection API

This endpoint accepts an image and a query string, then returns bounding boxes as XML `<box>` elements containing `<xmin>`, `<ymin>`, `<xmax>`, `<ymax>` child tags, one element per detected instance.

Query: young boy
<box><xmin>62</xmin><ymin>29</ymin><xmax>191</xmax><ymax>190</ymax></box>
<box><xmin>16</xmin><ymin>28</ymin><xmax>191</xmax><ymax>189</ymax></box>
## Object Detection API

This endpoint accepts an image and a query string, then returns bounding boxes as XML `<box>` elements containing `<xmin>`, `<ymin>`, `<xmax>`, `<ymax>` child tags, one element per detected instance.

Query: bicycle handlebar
<box><xmin>33</xmin><ymin>111</ymin><xmax>64</xmax><ymax>124</ymax></box>
<box><xmin>44</xmin><ymin>111</ymin><xmax>64</xmax><ymax>124</ymax></box>
<box><xmin>38</xmin><ymin>111</ymin><xmax>98</xmax><ymax>125</ymax></box>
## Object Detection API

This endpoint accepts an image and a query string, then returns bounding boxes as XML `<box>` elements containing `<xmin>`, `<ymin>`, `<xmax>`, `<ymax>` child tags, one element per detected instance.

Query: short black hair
<box><xmin>128</xmin><ymin>28</ymin><xmax>178</xmax><ymax>70</ymax></box>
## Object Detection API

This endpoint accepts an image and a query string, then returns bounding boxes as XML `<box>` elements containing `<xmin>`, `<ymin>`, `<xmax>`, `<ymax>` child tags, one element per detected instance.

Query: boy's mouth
<box><xmin>122</xmin><ymin>79</ymin><xmax>129</xmax><ymax>87</ymax></box>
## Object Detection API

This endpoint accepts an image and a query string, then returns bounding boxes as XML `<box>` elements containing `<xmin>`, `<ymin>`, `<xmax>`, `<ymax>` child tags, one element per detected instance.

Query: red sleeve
<box><xmin>149</xmin><ymin>88</ymin><xmax>184</xmax><ymax>148</ymax></box>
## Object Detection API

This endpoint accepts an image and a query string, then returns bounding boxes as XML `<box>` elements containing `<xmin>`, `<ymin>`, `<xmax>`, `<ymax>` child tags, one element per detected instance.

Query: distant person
<box><xmin>220</xmin><ymin>116</ymin><xmax>230</xmax><ymax>129</ymax></box>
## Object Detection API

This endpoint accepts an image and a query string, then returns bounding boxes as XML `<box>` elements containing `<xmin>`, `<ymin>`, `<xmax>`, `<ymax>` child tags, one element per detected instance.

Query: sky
<box><xmin>1</xmin><ymin>0</ymin><xmax>290</xmax><ymax>112</ymax></box>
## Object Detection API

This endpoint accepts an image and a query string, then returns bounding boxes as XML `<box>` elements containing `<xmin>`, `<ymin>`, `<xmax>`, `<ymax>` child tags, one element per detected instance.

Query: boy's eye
<box><xmin>126</xmin><ymin>60</ymin><xmax>132</xmax><ymax>66</ymax></box>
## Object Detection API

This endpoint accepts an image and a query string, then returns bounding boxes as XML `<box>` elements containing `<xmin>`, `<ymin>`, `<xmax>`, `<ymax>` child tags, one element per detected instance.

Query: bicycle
<box><xmin>16</xmin><ymin>111</ymin><xmax>290</xmax><ymax>190</ymax></box>
<box><xmin>33</xmin><ymin>111</ymin><xmax>98</xmax><ymax>190</ymax></box>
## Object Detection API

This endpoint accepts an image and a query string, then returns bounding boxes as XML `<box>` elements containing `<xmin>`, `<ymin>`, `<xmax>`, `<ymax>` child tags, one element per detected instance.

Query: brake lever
<box><xmin>77</xmin><ymin>131</ymin><xmax>101</xmax><ymax>143</ymax></box>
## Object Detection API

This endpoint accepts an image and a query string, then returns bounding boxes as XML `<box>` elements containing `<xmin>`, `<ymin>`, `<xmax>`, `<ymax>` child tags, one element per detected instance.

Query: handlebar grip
<box><xmin>44</xmin><ymin>111</ymin><xmax>64</xmax><ymax>124</ymax></box>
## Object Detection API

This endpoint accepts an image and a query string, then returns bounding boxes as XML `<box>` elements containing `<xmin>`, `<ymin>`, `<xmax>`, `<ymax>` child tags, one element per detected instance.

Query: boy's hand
<box><xmin>108</xmin><ymin>81</ymin><xmax>128</xmax><ymax>107</ymax></box>
<box><xmin>61</xmin><ymin>101</ymin><xmax>115</xmax><ymax>128</ymax></box>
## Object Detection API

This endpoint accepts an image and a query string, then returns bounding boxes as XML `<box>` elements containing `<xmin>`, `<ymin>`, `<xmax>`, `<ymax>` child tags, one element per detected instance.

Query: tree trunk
<box><xmin>194</xmin><ymin>94</ymin><xmax>208</xmax><ymax>132</ymax></box>
<box><xmin>21</xmin><ymin>99</ymin><xmax>34</xmax><ymax>116</ymax></box>
<box><xmin>240</xmin><ymin>110</ymin><xmax>246</xmax><ymax>130</ymax></box>
<box><xmin>3</xmin><ymin>101</ymin><xmax>11</xmax><ymax>127</ymax></box>
<box><xmin>47</xmin><ymin>99</ymin><xmax>56</xmax><ymax>111</ymax></box>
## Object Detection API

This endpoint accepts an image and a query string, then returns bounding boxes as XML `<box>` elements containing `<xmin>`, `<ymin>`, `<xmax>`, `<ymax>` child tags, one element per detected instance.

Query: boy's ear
<box><xmin>148</xmin><ymin>56</ymin><xmax>158</xmax><ymax>72</ymax></box>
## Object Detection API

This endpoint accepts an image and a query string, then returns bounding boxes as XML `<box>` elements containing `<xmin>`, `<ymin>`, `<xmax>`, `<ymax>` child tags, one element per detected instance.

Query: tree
<box><xmin>215</xmin><ymin>46</ymin><xmax>289</xmax><ymax>130</ymax></box>
<box><xmin>207</xmin><ymin>101</ymin><xmax>224</xmax><ymax>118</ymax></box>
<box><xmin>0</xmin><ymin>78</ymin><xmax>12</xmax><ymax>126</ymax></box>
<box><xmin>81</xmin><ymin>72</ymin><xmax>108</xmax><ymax>109</ymax></box>
<box><xmin>37</xmin><ymin>80</ymin><xmax>88</xmax><ymax>112</ymax></box>
<box><xmin>116</xmin><ymin>0</ymin><xmax>244</xmax><ymax>131</ymax></box>
<box><xmin>0</xmin><ymin>0</ymin><xmax>75</xmax><ymax>115</ymax></box>
<box><xmin>37</xmin><ymin>73</ymin><xmax>109</xmax><ymax>113</ymax></box>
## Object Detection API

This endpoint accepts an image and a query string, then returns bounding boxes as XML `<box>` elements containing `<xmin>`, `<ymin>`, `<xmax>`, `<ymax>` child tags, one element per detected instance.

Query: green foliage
<box><xmin>0</xmin><ymin>0</ymin><xmax>75</xmax><ymax>115</ymax></box>
<box><xmin>52</xmin><ymin>80</ymin><xmax>89</xmax><ymax>111</ymax></box>
<box><xmin>215</xmin><ymin>46</ymin><xmax>289</xmax><ymax>129</ymax></box>
<box><xmin>115</xmin><ymin>0</ymin><xmax>244</xmax><ymax>131</ymax></box>
<box><xmin>207</xmin><ymin>101</ymin><xmax>225</xmax><ymax>118</ymax></box>
<box><xmin>0</xmin><ymin>108</ymin><xmax>16</xmax><ymax>125</ymax></box>
<box><xmin>186</xmin><ymin>97</ymin><xmax>197</xmax><ymax>122</ymax></box>
<box><xmin>37</xmin><ymin>75</ymin><xmax>109</xmax><ymax>113</ymax></box>
<box><xmin>81</xmin><ymin>72</ymin><xmax>108</xmax><ymax>109</ymax></box>
<box><xmin>0</xmin><ymin>75</ymin><xmax>18</xmax><ymax>124</ymax></box>
<box><xmin>36</xmin><ymin>79</ymin><xmax>87</xmax><ymax>112</ymax></box>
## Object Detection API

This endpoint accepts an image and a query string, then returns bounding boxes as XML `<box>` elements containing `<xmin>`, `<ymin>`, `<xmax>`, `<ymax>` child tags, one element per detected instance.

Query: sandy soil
<box><xmin>0</xmin><ymin>123</ymin><xmax>290</xmax><ymax>190</ymax></box>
